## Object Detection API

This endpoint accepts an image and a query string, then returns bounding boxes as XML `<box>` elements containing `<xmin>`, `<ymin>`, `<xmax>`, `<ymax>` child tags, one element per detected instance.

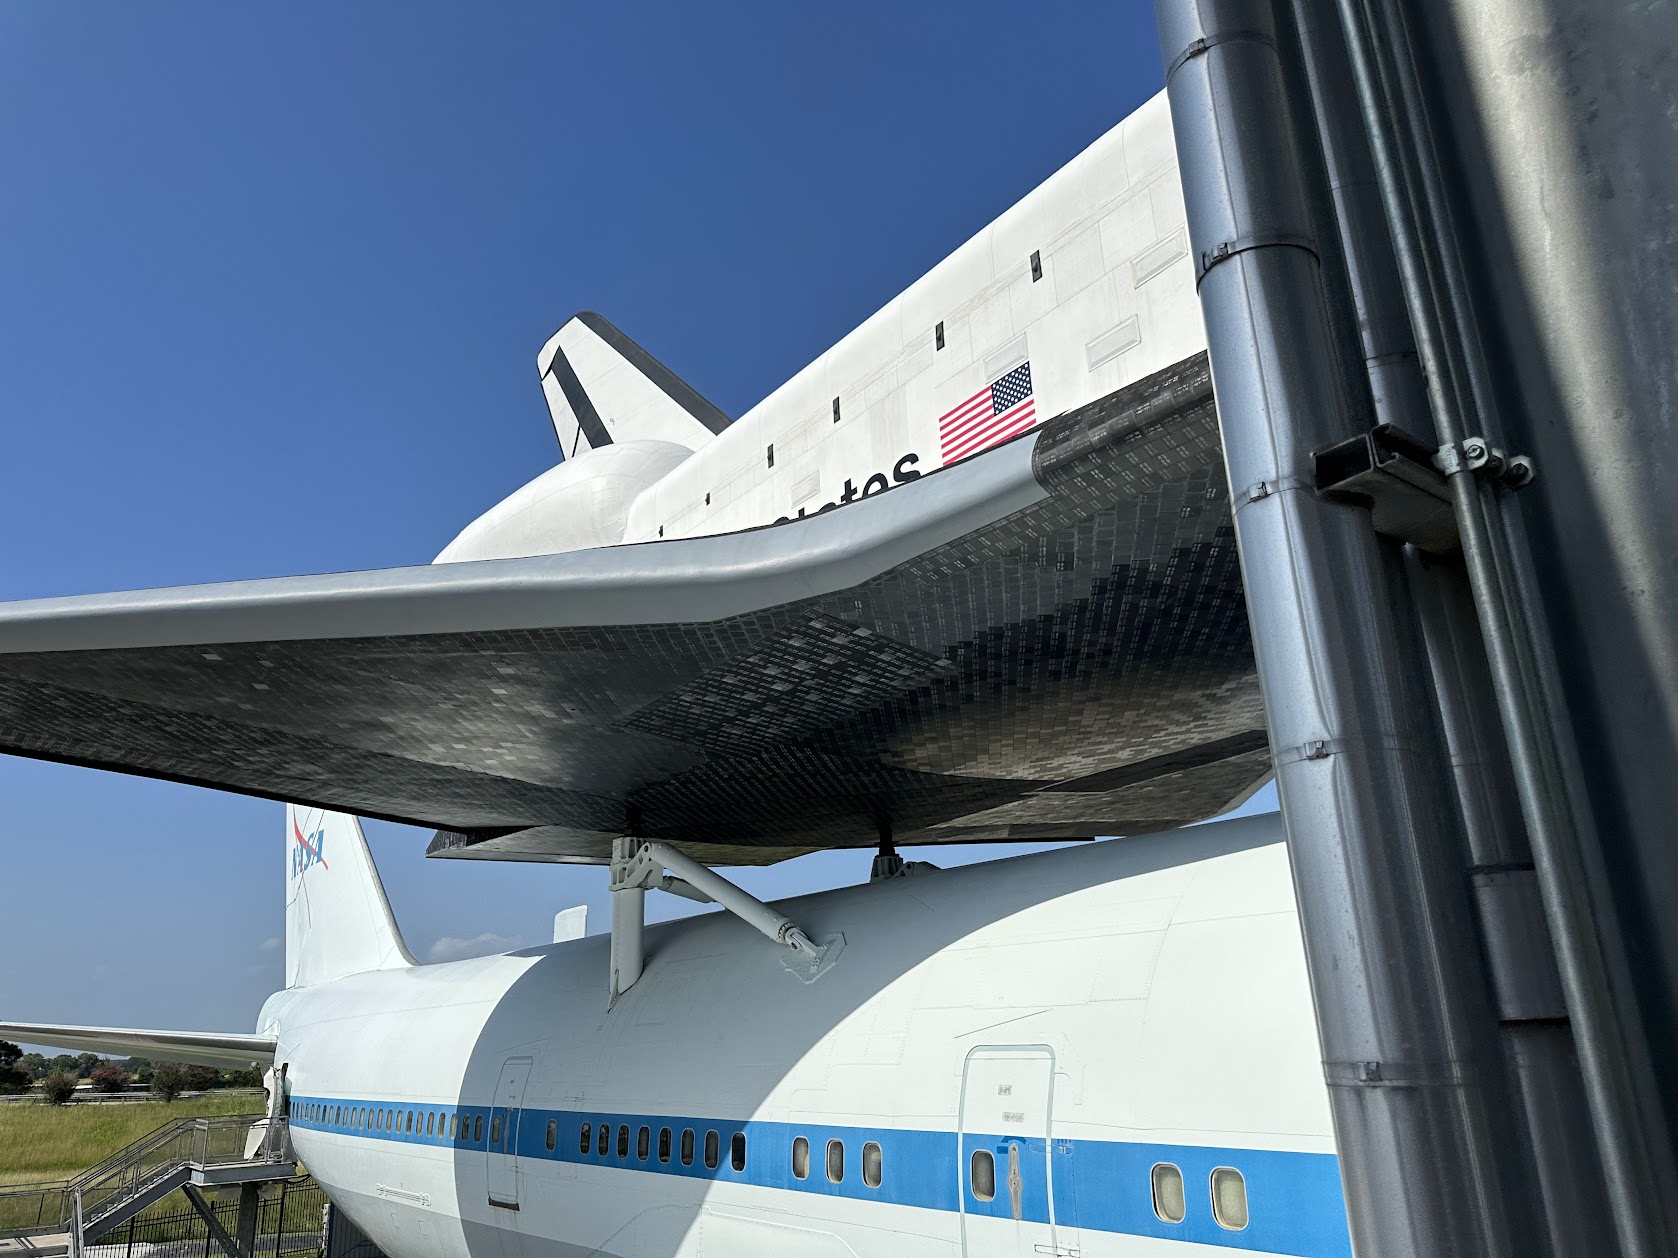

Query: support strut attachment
<box><xmin>607</xmin><ymin>838</ymin><xmax>840</xmax><ymax>1004</ymax></box>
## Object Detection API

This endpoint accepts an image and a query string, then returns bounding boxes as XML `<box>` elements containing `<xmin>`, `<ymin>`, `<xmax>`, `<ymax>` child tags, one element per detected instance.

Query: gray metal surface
<box><xmin>1403</xmin><ymin>0</ymin><xmax>1678</xmax><ymax>1248</ymax></box>
<box><xmin>0</xmin><ymin>355</ymin><xmax>1267</xmax><ymax>865</ymax></box>
<box><xmin>1156</xmin><ymin>2</ymin><xmax>1523</xmax><ymax>1253</ymax></box>
<box><xmin>1290</xmin><ymin>0</ymin><xmax>1614</xmax><ymax>1249</ymax></box>
<box><xmin>1325</xmin><ymin>0</ymin><xmax>1678</xmax><ymax>1250</ymax></box>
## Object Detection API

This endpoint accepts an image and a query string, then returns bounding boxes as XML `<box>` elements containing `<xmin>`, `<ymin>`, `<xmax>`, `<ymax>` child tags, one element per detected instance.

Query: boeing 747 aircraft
<box><xmin>1</xmin><ymin>91</ymin><xmax>1352</xmax><ymax>1255</ymax></box>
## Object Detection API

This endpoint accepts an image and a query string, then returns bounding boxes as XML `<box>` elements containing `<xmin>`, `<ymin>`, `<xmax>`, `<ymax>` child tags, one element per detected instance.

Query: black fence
<box><xmin>89</xmin><ymin>1177</ymin><xmax>328</xmax><ymax>1258</ymax></box>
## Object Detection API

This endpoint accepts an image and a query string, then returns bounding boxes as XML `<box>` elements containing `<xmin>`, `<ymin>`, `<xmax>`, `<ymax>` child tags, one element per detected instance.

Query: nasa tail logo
<box><xmin>291</xmin><ymin>813</ymin><xmax>328</xmax><ymax>880</ymax></box>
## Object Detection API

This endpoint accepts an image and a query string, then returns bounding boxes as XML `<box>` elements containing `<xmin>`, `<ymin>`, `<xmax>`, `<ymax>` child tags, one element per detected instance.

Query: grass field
<box><xmin>0</xmin><ymin>1094</ymin><xmax>256</xmax><ymax>1183</ymax></box>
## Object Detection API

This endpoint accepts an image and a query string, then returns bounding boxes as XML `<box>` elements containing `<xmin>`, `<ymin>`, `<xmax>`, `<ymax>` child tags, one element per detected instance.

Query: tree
<box><xmin>182</xmin><ymin>1064</ymin><xmax>221</xmax><ymax>1092</ymax></box>
<box><xmin>73</xmin><ymin>1052</ymin><xmax>102</xmax><ymax>1078</ymax></box>
<box><xmin>149</xmin><ymin>1061</ymin><xmax>189</xmax><ymax>1102</ymax></box>
<box><xmin>18</xmin><ymin>1053</ymin><xmax>48</xmax><ymax>1080</ymax></box>
<box><xmin>220</xmin><ymin>1067</ymin><xmax>262</xmax><ymax>1089</ymax></box>
<box><xmin>48</xmin><ymin>1054</ymin><xmax>77</xmax><ymax>1077</ymax></box>
<box><xmin>0</xmin><ymin>1041</ymin><xmax>29</xmax><ymax>1095</ymax></box>
<box><xmin>40</xmin><ymin>1072</ymin><xmax>78</xmax><ymax>1105</ymax></box>
<box><xmin>89</xmin><ymin>1066</ymin><xmax>131</xmax><ymax>1094</ymax></box>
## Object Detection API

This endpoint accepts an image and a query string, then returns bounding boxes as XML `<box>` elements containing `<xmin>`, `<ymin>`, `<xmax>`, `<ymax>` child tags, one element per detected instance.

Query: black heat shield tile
<box><xmin>0</xmin><ymin>351</ymin><xmax>1266</xmax><ymax>866</ymax></box>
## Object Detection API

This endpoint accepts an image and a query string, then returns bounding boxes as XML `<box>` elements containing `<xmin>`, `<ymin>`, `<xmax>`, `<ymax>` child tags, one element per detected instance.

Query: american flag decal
<box><xmin>938</xmin><ymin>361</ymin><xmax>1037</xmax><ymax>465</ymax></box>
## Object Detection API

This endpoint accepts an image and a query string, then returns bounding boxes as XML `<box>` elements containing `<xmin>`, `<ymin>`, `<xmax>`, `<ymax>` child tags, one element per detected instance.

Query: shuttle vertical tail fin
<box><xmin>285</xmin><ymin>804</ymin><xmax>415</xmax><ymax>988</ymax></box>
<box><xmin>537</xmin><ymin>311</ymin><xmax>732</xmax><ymax>456</ymax></box>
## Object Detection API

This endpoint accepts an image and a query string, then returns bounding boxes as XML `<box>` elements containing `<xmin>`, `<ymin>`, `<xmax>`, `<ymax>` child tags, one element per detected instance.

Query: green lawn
<box><xmin>0</xmin><ymin>1094</ymin><xmax>256</xmax><ymax>1183</ymax></box>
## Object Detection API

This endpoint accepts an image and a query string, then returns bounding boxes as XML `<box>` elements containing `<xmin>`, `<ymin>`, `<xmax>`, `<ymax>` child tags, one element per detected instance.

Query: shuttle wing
<box><xmin>0</xmin><ymin>353</ymin><xmax>1265</xmax><ymax>866</ymax></box>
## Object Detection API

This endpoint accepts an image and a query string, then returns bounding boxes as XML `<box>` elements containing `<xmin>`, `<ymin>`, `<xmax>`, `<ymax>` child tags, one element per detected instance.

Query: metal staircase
<box><xmin>0</xmin><ymin>1113</ymin><xmax>294</xmax><ymax>1258</ymax></box>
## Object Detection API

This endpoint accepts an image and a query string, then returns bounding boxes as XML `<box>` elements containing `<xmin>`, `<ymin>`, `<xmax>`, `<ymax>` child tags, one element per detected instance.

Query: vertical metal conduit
<box><xmin>1287</xmin><ymin>1</ymin><xmax>1614</xmax><ymax>1251</ymax></box>
<box><xmin>1153</xmin><ymin>3</ymin><xmax>1516</xmax><ymax>1252</ymax></box>
<box><xmin>1327</xmin><ymin>2</ymin><xmax>1676</xmax><ymax>1252</ymax></box>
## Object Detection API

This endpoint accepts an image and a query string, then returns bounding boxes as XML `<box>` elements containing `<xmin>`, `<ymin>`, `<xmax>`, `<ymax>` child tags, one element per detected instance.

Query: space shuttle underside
<box><xmin>0</xmin><ymin>350</ymin><xmax>1259</xmax><ymax>865</ymax></box>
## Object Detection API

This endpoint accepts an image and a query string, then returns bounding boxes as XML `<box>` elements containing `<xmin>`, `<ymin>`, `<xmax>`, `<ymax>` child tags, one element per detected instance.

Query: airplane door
<box><xmin>959</xmin><ymin>1046</ymin><xmax>1059</xmax><ymax>1258</ymax></box>
<box><xmin>486</xmin><ymin>1056</ymin><xmax>533</xmax><ymax>1211</ymax></box>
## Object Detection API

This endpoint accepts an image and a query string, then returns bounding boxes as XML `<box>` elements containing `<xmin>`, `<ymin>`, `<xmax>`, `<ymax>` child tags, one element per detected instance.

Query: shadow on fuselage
<box><xmin>416</xmin><ymin>814</ymin><xmax>1281</xmax><ymax>1258</ymax></box>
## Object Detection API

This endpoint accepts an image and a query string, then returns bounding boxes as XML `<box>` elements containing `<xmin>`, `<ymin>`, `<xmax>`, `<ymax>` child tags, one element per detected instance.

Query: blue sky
<box><xmin>0</xmin><ymin>2</ymin><xmax>1273</xmax><ymax>1037</ymax></box>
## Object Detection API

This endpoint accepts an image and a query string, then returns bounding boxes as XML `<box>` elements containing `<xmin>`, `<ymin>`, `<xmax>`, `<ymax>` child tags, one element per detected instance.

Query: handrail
<box><xmin>66</xmin><ymin>1113</ymin><xmax>274</xmax><ymax>1232</ymax></box>
<box><xmin>0</xmin><ymin>1112</ymin><xmax>285</xmax><ymax>1240</ymax></box>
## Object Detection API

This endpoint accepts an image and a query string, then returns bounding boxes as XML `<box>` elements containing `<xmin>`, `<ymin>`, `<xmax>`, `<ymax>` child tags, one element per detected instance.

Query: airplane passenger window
<box><xmin>579</xmin><ymin>1123</ymin><xmax>591</xmax><ymax>1155</ymax></box>
<box><xmin>731</xmin><ymin>1132</ymin><xmax>747</xmax><ymax>1173</ymax></box>
<box><xmin>704</xmin><ymin>1130</ymin><xmax>719</xmax><ymax>1169</ymax></box>
<box><xmin>450</xmin><ymin>1114</ymin><xmax>457</xmax><ymax>1139</ymax></box>
<box><xmin>971</xmin><ymin>1149</ymin><xmax>996</xmax><ymax>1202</ymax></box>
<box><xmin>427</xmin><ymin>1113</ymin><xmax>435</xmax><ymax>1136</ymax></box>
<box><xmin>1151</xmin><ymin>1163</ymin><xmax>1186</xmax><ymax>1223</ymax></box>
<box><xmin>473</xmin><ymin>1114</ymin><xmax>484</xmax><ymax>1142</ymax></box>
<box><xmin>792</xmin><ymin>1136</ymin><xmax>809</xmax><ymax>1180</ymax></box>
<box><xmin>597</xmin><ymin>1123</ymin><xmax>610</xmax><ymax>1156</ymax></box>
<box><xmin>863</xmin><ymin>1142</ymin><xmax>882</xmax><ymax>1189</ymax></box>
<box><xmin>1211</xmin><ymin>1167</ymin><xmax>1249</xmax><ymax>1230</ymax></box>
<box><xmin>637</xmin><ymin>1126</ymin><xmax>651</xmax><ymax>1160</ymax></box>
<box><xmin>617</xmin><ymin>1125</ymin><xmax>630</xmax><ymax>1158</ymax></box>
<box><xmin>490</xmin><ymin>1115</ymin><xmax>502</xmax><ymax>1145</ymax></box>
<box><xmin>658</xmin><ymin>1127</ymin><xmax>672</xmax><ymax>1163</ymax></box>
<box><xmin>935</xmin><ymin>321</ymin><xmax>945</xmax><ymax>351</ymax></box>
<box><xmin>406</xmin><ymin>1111</ymin><xmax>414</xmax><ymax>1135</ymax></box>
<box><xmin>545</xmin><ymin>1120</ymin><xmax>557</xmax><ymax>1151</ymax></box>
<box><xmin>1030</xmin><ymin>249</ymin><xmax>1043</xmax><ymax>282</ymax></box>
<box><xmin>825</xmin><ymin>1139</ymin><xmax>844</xmax><ymax>1184</ymax></box>
<box><xmin>681</xmin><ymin>1129</ymin><xmax>695</xmax><ymax>1166</ymax></box>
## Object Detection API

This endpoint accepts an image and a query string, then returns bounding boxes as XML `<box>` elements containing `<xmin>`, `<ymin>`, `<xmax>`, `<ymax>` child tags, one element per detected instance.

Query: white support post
<box><xmin>605</xmin><ymin>837</ymin><xmax>839</xmax><ymax>1003</ymax></box>
<box><xmin>608</xmin><ymin>838</ymin><xmax>645</xmax><ymax>1003</ymax></box>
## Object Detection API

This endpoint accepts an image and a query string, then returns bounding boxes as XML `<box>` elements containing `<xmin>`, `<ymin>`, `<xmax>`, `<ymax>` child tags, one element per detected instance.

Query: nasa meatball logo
<box><xmin>291</xmin><ymin>814</ymin><xmax>328</xmax><ymax>880</ymax></box>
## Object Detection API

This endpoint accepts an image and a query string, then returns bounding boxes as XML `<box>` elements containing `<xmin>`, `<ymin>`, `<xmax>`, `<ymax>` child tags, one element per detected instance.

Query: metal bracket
<box><xmin>607</xmin><ymin>838</ymin><xmax>840</xmax><ymax>1003</ymax></box>
<box><xmin>1451</xmin><ymin>436</ymin><xmax>1536</xmax><ymax>492</ymax></box>
<box><xmin>1314</xmin><ymin>424</ymin><xmax>1459</xmax><ymax>552</ymax></box>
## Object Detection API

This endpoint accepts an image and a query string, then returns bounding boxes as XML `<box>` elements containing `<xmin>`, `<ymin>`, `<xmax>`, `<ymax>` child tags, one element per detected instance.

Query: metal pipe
<box><xmin>1408</xmin><ymin>546</ymin><xmax>1611</xmax><ymax>1254</ymax></box>
<box><xmin>1153</xmin><ymin>3</ymin><xmax>1517</xmax><ymax>1252</ymax></box>
<box><xmin>1446</xmin><ymin>456</ymin><xmax>1668</xmax><ymax>1258</ymax></box>
<box><xmin>1330</xmin><ymin>2</ymin><xmax>1672</xmax><ymax>1251</ymax></box>
<box><xmin>643</xmin><ymin>842</ymin><xmax>821</xmax><ymax>958</ymax></box>
<box><xmin>1287</xmin><ymin>0</ymin><xmax>1430</xmax><ymax>440</ymax></box>
<box><xmin>1291</xmin><ymin>0</ymin><xmax>1609</xmax><ymax>1248</ymax></box>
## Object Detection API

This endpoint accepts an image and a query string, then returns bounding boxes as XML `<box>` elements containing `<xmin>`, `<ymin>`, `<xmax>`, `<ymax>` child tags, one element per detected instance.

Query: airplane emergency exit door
<box><xmin>487</xmin><ymin>1056</ymin><xmax>533</xmax><ymax>1211</ymax></box>
<box><xmin>958</xmin><ymin>1045</ymin><xmax>1061</xmax><ymax>1258</ymax></box>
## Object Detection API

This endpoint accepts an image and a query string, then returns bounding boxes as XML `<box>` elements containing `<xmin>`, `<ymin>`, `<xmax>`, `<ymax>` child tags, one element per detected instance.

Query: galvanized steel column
<box><xmin>1153</xmin><ymin>2</ymin><xmax>1516</xmax><ymax>1252</ymax></box>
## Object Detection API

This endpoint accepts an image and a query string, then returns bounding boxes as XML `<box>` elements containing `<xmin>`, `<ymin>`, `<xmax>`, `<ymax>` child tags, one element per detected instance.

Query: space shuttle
<box><xmin>0</xmin><ymin>91</ymin><xmax>1354</xmax><ymax>1256</ymax></box>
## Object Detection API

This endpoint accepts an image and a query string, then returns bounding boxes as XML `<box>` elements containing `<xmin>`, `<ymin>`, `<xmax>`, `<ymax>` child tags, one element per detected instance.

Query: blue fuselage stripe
<box><xmin>289</xmin><ymin>1095</ymin><xmax>1352</xmax><ymax>1257</ymax></box>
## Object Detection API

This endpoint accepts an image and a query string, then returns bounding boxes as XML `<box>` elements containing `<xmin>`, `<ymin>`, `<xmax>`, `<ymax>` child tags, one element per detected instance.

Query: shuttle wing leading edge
<box><xmin>0</xmin><ymin>353</ymin><xmax>1265</xmax><ymax>866</ymax></box>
